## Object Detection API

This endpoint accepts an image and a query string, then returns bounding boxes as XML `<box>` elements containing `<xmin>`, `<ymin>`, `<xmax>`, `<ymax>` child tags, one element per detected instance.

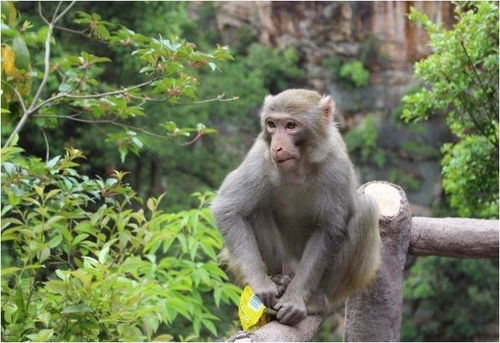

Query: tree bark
<box><xmin>344</xmin><ymin>181</ymin><xmax>411</xmax><ymax>342</ymax></box>
<box><xmin>409</xmin><ymin>217</ymin><xmax>499</xmax><ymax>258</ymax></box>
<box><xmin>227</xmin><ymin>315</ymin><xmax>324</xmax><ymax>342</ymax></box>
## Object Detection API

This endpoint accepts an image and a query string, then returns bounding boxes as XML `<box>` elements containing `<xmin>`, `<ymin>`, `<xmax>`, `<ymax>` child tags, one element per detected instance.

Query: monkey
<box><xmin>211</xmin><ymin>89</ymin><xmax>381</xmax><ymax>326</ymax></box>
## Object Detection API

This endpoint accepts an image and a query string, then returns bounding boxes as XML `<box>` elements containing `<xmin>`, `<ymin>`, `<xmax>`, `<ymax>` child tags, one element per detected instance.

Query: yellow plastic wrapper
<box><xmin>238</xmin><ymin>285</ymin><xmax>273</xmax><ymax>330</ymax></box>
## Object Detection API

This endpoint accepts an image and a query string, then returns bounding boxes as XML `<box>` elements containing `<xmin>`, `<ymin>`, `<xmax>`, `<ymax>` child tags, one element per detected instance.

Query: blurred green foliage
<box><xmin>322</xmin><ymin>56</ymin><xmax>370</xmax><ymax>88</ymax></box>
<box><xmin>345</xmin><ymin>114</ymin><xmax>386</xmax><ymax>168</ymax></box>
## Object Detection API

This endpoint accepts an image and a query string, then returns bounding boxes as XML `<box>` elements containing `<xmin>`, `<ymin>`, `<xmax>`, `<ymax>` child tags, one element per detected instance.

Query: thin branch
<box><xmin>40</xmin><ymin>128</ymin><xmax>50</xmax><ymax>162</ymax></box>
<box><xmin>182</xmin><ymin>131</ymin><xmax>204</xmax><ymax>146</ymax></box>
<box><xmin>3</xmin><ymin>17</ymin><xmax>53</xmax><ymax>147</ymax></box>
<box><xmin>441</xmin><ymin>71</ymin><xmax>498</xmax><ymax>148</ymax></box>
<box><xmin>38</xmin><ymin>1</ymin><xmax>50</xmax><ymax>25</ymax></box>
<box><xmin>34</xmin><ymin>114</ymin><xmax>173</xmax><ymax>140</ymax></box>
<box><xmin>53</xmin><ymin>1</ymin><xmax>77</xmax><ymax>24</ymax></box>
<box><xmin>29</xmin><ymin>9</ymin><xmax>53</xmax><ymax>109</ymax></box>
<box><xmin>176</xmin><ymin>94</ymin><xmax>240</xmax><ymax>105</ymax></box>
<box><xmin>51</xmin><ymin>1</ymin><xmax>63</xmax><ymax>22</ymax></box>
<box><xmin>34</xmin><ymin>114</ymin><xmax>116</xmax><ymax>124</ymax></box>
<box><xmin>28</xmin><ymin>76</ymin><xmax>162</xmax><ymax>116</ymax></box>
<box><xmin>53</xmin><ymin>25</ymin><xmax>89</xmax><ymax>37</ymax></box>
<box><xmin>125</xmin><ymin>92</ymin><xmax>240</xmax><ymax>105</ymax></box>
<box><xmin>1</xmin><ymin>81</ymin><xmax>27</xmax><ymax>113</ymax></box>
<box><xmin>459</xmin><ymin>40</ymin><xmax>499</xmax><ymax>118</ymax></box>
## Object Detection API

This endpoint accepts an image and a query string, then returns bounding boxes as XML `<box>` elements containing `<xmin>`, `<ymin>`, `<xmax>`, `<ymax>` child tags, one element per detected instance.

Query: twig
<box><xmin>34</xmin><ymin>114</ymin><xmax>173</xmax><ymax>140</ymax></box>
<box><xmin>183</xmin><ymin>131</ymin><xmax>204</xmax><ymax>146</ymax></box>
<box><xmin>38</xmin><ymin>1</ymin><xmax>50</xmax><ymax>25</ymax></box>
<box><xmin>125</xmin><ymin>92</ymin><xmax>240</xmax><ymax>105</ymax></box>
<box><xmin>3</xmin><ymin>9</ymin><xmax>54</xmax><ymax>148</ymax></box>
<box><xmin>53</xmin><ymin>1</ymin><xmax>77</xmax><ymax>24</ymax></box>
<box><xmin>176</xmin><ymin>94</ymin><xmax>240</xmax><ymax>105</ymax></box>
<box><xmin>441</xmin><ymin>71</ymin><xmax>498</xmax><ymax>148</ymax></box>
<box><xmin>53</xmin><ymin>25</ymin><xmax>89</xmax><ymax>37</ymax></box>
<box><xmin>1</xmin><ymin>80</ymin><xmax>27</xmax><ymax>113</ymax></box>
<box><xmin>51</xmin><ymin>1</ymin><xmax>63</xmax><ymax>22</ymax></box>
<box><xmin>40</xmin><ymin>128</ymin><xmax>50</xmax><ymax>162</ymax></box>
<box><xmin>27</xmin><ymin>76</ymin><xmax>162</xmax><ymax>117</ymax></box>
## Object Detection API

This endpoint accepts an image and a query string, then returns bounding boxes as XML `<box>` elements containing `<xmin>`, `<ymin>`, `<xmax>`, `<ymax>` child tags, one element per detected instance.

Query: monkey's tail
<box><xmin>327</xmin><ymin>192</ymin><xmax>382</xmax><ymax>309</ymax></box>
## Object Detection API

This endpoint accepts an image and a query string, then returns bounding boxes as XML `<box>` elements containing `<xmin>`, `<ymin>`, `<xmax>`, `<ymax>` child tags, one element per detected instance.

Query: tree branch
<box><xmin>1</xmin><ymin>80</ymin><xmax>27</xmax><ymax>113</ymax></box>
<box><xmin>459</xmin><ymin>40</ymin><xmax>499</xmax><ymax>123</ymax></box>
<box><xmin>27</xmin><ymin>76</ymin><xmax>162</xmax><ymax>116</ymax></box>
<box><xmin>3</xmin><ymin>1</ymin><xmax>55</xmax><ymax>148</ymax></box>
<box><xmin>53</xmin><ymin>1</ymin><xmax>77</xmax><ymax>25</ymax></box>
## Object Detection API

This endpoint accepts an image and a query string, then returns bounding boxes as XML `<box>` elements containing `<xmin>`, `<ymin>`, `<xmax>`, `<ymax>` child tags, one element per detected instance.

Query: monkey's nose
<box><xmin>274</xmin><ymin>147</ymin><xmax>283</xmax><ymax>152</ymax></box>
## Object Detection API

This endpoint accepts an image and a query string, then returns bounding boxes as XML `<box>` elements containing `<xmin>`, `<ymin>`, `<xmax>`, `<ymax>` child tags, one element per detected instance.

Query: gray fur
<box><xmin>211</xmin><ymin>90</ymin><xmax>381</xmax><ymax>325</ymax></box>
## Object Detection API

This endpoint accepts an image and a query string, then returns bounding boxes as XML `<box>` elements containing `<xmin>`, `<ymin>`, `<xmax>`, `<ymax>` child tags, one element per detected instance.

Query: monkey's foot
<box><xmin>226</xmin><ymin>330</ymin><xmax>252</xmax><ymax>342</ymax></box>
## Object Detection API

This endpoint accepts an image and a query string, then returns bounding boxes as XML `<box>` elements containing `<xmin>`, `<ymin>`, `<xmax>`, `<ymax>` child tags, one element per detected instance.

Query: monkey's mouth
<box><xmin>275</xmin><ymin>157</ymin><xmax>297</xmax><ymax>167</ymax></box>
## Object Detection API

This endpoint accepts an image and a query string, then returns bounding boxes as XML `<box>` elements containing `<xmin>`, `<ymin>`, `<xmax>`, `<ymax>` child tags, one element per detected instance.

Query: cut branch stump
<box><xmin>344</xmin><ymin>181</ymin><xmax>411</xmax><ymax>342</ymax></box>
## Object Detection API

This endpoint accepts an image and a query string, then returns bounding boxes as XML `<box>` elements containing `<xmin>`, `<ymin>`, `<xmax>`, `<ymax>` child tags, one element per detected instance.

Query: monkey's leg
<box><xmin>274</xmin><ymin>230</ymin><xmax>334</xmax><ymax>325</ymax></box>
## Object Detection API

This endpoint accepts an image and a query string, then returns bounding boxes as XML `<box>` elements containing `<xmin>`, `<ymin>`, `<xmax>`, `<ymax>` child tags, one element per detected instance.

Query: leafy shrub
<box><xmin>402</xmin><ymin>257</ymin><xmax>499</xmax><ymax>341</ymax></box>
<box><xmin>322</xmin><ymin>57</ymin><xmax>370</xmax><ymax>88</ymax></box>
<box><xmin>339</xmin><ymin>61</ymin><xmax>370</xmax><ymax>87</ymax></box>
<box><xmin>401</xmin><ymin>3</ymin><xmax>499</xmax><ymax>341</ymax></box>
<box><xmin>345</xmin><ymin>114</ymin><xmax>386</xmax><ymax>167</ymax></box>
<box><xmin>402</xmin><ymin>1</ymin><xmax>499</xmax><ymax>217</ymax></box>
<box><xmin>1</xmin><ymin>146</ymin><xmax>240</xmax><ymax>341</ymax></box>
<box><xmin>442</xmin><ymin>135</ymin><xmax>498</xmax><ymax>218</ymax></box>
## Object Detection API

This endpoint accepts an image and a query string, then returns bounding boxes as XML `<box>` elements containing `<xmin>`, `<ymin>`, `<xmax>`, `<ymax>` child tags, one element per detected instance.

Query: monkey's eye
<box><xmin>267</xmin><ymin>121</ymin><xmax>276</xmax><ymax>129</ymax></box>
<box><xmin>286</xmin><ymin>122</ymin><xmax>297</xmax><ymax>129</ymax></box>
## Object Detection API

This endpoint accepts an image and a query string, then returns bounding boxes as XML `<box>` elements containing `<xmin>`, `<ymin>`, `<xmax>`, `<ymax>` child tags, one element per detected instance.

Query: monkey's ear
<box><xmin>319</xmin><ymin>95</ymin><xmax>335</xmax><ymax>123</ymax></box>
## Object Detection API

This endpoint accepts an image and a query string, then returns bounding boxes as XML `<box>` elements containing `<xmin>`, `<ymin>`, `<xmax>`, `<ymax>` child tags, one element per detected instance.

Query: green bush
<box><xmin>402</xmin><ymin>1</ymin><xmax>499</xmax><ymax>217</ymax></box>
<box><xmin>442</xmin><ymin>135</ymin><xmax>498</xmax><ymax>218</ymax></box>
<box><xmin>401</xmin><ymin>3</ymin><xmax>499</xmax><ymax>341</ymax></box>
<box><xmin>1</xmin><ymin>146</ymin><xmax>239</xmax><ymax>341</ymax></box>
<box><xmin>339</xmin><ymin>61</ymin><xmax>370</xmax><ymax>87</ymax></box>
<box><xmin>345</xmin><ymin>114</ymin><xmax>386</xmax><ymax>167</ymax></box>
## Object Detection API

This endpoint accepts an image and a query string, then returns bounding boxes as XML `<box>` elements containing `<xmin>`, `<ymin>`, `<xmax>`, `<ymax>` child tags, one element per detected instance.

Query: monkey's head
<box><xmin>261</xmin><ymin>89</ymin><xmax>335</xmax><ymax>170</ymax></box>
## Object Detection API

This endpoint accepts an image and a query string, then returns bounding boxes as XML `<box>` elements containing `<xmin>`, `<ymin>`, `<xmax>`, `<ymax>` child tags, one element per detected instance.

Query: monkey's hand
<box><xmin>271</xmin><ymin>274</ymin><xmax>292</xmax><ymax>297</ymax></box>
<box><xmin>252</xmin><ymin>278</ymin><xmax>279</xmax><ymax>308</ymax></box>
<box><xmin>274</xmin><ymin>292</ymin><xmax>307</xmax><ymax>326</ymax></box>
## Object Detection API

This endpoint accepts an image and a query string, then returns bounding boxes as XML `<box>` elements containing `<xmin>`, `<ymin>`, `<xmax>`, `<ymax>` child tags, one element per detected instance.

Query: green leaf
<box><xmin>45</xmin><ymin>280</ymin><xmax>67</xmax><ymax>295</ymax></box>
<box><xmin>26</xmin><ymin>329</ymin><xmax>54</xmax><ymax>342</ymax></box>
<box><xmin>12</xmin><ymin>35</ymin><xmax>30</xmax><ymax>69</ymax></box>
<box><xmin>47</xmin><ymin>234</ymin><xmax>63</xmax><ymax>249</ymax></box>
<box><xmin>46</xmin><ymin>155</ymin><xmax>61</xmax><ymax>168</ymax></box>
<box><xmin>152</xmin><ymin>334</ymin><xmax>174</xmax><ymax>342</ymax></box>
<box><xmin>72</xmin><ymin>233</ymin><xmax>89</xmax><ymax>247</ymax></box>
<box><xmin>202</xmin><ymin>318</ymin><xmax>218</xmax><ymax>336</ymax></box>
<box><xmin>1</xmin><ymin>267</ymin><xmax>20</xmax><ymax>276</ymax></box>
<box><xmin>62</xmin><ymin>304</ymin><xmax>92</xmax><ymax>314</ymax></box>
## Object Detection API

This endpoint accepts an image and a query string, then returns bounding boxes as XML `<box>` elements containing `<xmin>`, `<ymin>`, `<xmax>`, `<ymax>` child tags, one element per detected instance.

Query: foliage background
<box><xmin>1</xmin><ymin>1</ymin><xmax>498</xmax><ymax>342</ymax></box>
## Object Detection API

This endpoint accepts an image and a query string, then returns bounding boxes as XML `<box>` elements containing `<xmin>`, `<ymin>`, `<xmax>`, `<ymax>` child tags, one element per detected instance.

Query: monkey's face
<box><xmin>264</xmin><ymin>114</ymin><xmax>305</xmax><ymax>170</ymax></box>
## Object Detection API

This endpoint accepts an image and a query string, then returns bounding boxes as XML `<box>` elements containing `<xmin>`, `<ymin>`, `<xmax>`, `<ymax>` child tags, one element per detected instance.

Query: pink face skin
<box><xmin>265</xmin><ymin>114</ymin><xmax>304</xmax><ymax>171</ymax></box>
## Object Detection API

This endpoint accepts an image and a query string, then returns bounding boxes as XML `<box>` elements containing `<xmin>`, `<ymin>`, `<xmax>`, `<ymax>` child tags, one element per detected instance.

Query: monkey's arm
<box><xmin>211</xmin><ymin>141</ymin><xmax>278</xmax><ymax>306</ymax></box>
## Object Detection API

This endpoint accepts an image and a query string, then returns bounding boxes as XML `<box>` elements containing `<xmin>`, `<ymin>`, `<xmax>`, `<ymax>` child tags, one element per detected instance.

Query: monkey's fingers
<box><xmin>274</xmin><ymin>283</ymin><xmax>287</xmax><ymax>297</ymax></box>
<box><xmin>271</xmin><ymin>274</ymin><xmax>292</xmax><ymax>286</ymax></box>
<box><xmin>276</xmin><ymin>306</ymin><xmax>305</xmax><ymax>326</ymax></box>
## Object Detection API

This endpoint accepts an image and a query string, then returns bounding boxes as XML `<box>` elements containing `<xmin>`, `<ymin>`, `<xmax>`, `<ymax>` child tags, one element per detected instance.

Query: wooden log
<box><xmin>409</xmin><ymin>217</ymin><xmax>499</xmax><ymax>258</ymax></box>
<box><xmin>344</xmin><ymin>181</ymin><xmax>411</xmax><ymax>342</ymax></box>
<box><xmin>227</xmin><ymin>315</ymin><xmax>323</xmax><ymax>342</ymax></box>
